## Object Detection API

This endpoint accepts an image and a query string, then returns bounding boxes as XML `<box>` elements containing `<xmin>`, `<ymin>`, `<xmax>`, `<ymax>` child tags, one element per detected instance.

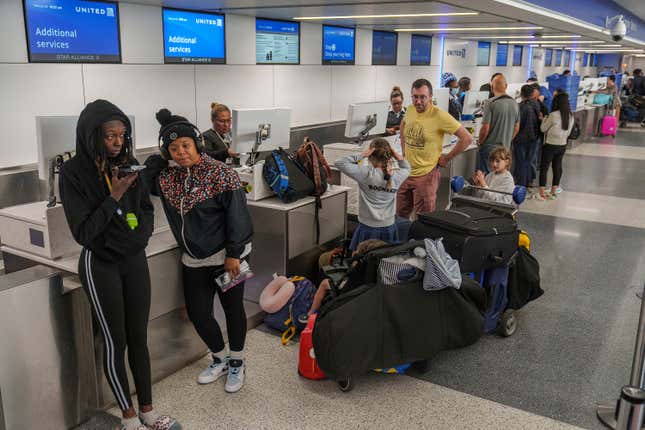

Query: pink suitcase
<box><xmin>601</xmin><ymin>115</ymin><xmax>617</xmax><ymax>136</ymax></box>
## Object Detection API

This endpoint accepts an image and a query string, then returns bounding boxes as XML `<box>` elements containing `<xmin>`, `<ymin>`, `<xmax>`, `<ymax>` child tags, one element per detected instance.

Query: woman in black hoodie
<box><xmin>59</xmin><ymin>100</ymin><xmax>180</xmax><ymax>430</ymax></box>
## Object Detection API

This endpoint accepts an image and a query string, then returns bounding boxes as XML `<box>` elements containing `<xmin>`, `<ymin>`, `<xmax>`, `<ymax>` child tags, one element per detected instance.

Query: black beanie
<box><xmin>156</xmin><ymin>108</ymin><xmax>200</xmax><ymax>151</ymax></box>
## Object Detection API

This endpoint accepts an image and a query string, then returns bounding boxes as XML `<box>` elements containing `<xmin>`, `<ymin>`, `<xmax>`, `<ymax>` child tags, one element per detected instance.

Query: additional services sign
<box><xmin>163</xmin><ymin>8</ymin><xmax>226</xmax><ymax>64</ymax></box>
<box><xmin>24</xmin><ymin>0</ymin><xmax>121</xmax><ymax>63</ymax></box>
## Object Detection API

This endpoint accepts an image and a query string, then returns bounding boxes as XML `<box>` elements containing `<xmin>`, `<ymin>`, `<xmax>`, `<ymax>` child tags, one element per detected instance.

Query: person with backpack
<box><xmin>144</xmin><ymin>108</ymin><xmax>253</xmax><ymax>394</ymax></box>
<box><xmin>59</xmin><ymin>100</ymin><xmax>181</xmax><ymax>430</ymax></box>
<box><xmin>537</xmin><ymin>93</ymin><xmax>574</xmax><ymax>201</ymax></box>
<box><xmin>335</xmin><ymin>138</ymin><xmax>410</xmax><ymax>250</ymax></box>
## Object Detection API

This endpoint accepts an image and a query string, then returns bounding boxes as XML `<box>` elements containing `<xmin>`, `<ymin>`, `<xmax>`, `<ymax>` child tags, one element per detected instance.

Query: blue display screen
<box><xmin>583</xmin><ymin>53</ymin><xmax>590</xmax><ymax>67</ymax></box>
<box><xmin>555</xmin><ymin>49</ymin><xmax>562</xmax><ymax>66</ymax></box>
<box><xmin>163</xmin><ymin>8</ymin><xmax>225</xmax><ymax>64</ymax></box>
<box><xmin>372</xmin><ymin>30</ymin><xmax>397</xmax><ymax>65</ymax></box>
<box><xmin>477</xmin><ymin>41</ymin><xmax>490</xmax><ymax>66</ymax></box>
<box><xmin>256</xmin><ymin>18</ymin><xmax>299</xmax><ymax>64</ymax></box>
<box><xmin>512</xmin><ymin>45</ymin><xmax>523</xmax><ymax>66</ymax></box>
<box><xmin>564</xmin><ymin>50</ymin><xmax>571</xmax><ymax>66</ymax></box>
<box><xmin>410</xmin><ymin>35</ymin><xmax>431</xmax><ymax>65</ymax></box>
<box><xmin>496</xmin><ymin>43</ymin><xmax>508</xmax><ymax>66</ymax></box>
<box><xmin>593</xmin><ymin>54</ymin><xmax>599</xmax><ymax>67</ymax></box>
<box><xmin>322</xmin><ymin>25</ymin><xmax>355</xmax><ymax>64</ymax></box>
<box><xmin>545</xmin><ymin>48</ymin><xmax>553</xmax><ymax>66</ymax></box>
<box><xmin>23</xmin><ymin>0</ymin><xmax>121</xmax><ymax>63</ymax></box>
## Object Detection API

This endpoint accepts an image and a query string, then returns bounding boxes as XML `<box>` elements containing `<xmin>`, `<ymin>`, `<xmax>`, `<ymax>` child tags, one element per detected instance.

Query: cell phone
<box><xmin>118</xmin><ymin>165</ymin><xmax>146</xmax><ymax>178</ymax></box>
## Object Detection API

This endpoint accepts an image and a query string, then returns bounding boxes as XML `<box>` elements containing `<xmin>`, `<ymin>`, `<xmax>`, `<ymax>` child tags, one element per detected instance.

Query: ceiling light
<box><xmin>541</xmin><ymin>35</ymin><xmax>581</xmax><ymax>38</ymax></box>
<box><xmin>499</xmin><ymin>40</ymin><xmax>601</xmax><ymax>44</ymax></box>
<box><xmin>492</xmin><ymin>0</ymin><xmax>605</xmax><ymax>33</ymax></box>
<box><xmin>461</xmin><ymin>35</ymin><xmax>577</xmax><ymax>40</ymax></box>
<box><xmin>584</xmin><ymin>49</ymin><xmax>644</xmax><ymax>53</ymax></box>
<box><xmin>395</xmin><ymin>26</ymin><xmax>543</xmax><ymax>32</ymax></box>
<box><xmin>591</xmin><ymin>44</ymin><xmax>621</xmax><ymax>47</ymax></box>
<box><xmin>294</xmin><ymin>12</ymin><xmax>479</xmax><ymax>20</ymax></box>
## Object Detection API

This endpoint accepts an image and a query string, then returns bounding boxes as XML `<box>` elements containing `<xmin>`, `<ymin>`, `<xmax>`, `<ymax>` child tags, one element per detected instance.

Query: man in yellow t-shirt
<box><xmin>397</xmin><ymin>78</ymin><xmax>473</xmax><ymax>217</ymax></box>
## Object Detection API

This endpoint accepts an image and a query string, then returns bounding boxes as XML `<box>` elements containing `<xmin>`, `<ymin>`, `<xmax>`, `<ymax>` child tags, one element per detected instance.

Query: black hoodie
<box><xmin>59</xmin><ymin>100</ymin><xmax>154</xmax><ymax>263</ymax></box>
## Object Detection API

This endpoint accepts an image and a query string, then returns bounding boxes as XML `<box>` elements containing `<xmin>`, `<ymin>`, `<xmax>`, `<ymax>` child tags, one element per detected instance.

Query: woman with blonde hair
<box><xmin>385</xmin><ymin>86</ymin><xmax>405</xmax><ymax>135</ymax></box>
<box><xmin>335</xmin><ymin>138</ymin><xmax>410</xmax><ymax>250</ymax></box>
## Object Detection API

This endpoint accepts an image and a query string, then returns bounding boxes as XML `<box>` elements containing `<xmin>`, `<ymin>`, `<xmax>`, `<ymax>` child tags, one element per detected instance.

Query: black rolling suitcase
<box><xmin>409</xmin><ymin>206</ymin><xmax>518</xmax><ymax>273</ymax></box>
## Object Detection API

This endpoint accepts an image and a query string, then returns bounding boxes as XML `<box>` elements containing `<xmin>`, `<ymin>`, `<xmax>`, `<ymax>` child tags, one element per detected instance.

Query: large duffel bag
<box><xmin>408</xmin><ymin>206</ymin><xmax>518</xmax><ymax>273</ymax></box>
<box><xmin>312</xmin><ymin>241</ymin><xmax>486</xmax><ymax>380</ymax></box>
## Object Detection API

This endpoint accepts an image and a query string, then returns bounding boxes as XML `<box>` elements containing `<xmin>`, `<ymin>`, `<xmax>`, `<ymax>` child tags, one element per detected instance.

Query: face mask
<box><xmin>450</xmin><ymin>88</ymin><xmax>459</xmax><ymax>96</ymax></box>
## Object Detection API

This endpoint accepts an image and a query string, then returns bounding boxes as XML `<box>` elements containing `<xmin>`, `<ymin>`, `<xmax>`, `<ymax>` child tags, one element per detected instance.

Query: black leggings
<box><xmin>539</xmin><ymin>144</ymin><xmax>567</xmax><ymax>187</ymax></box>
<box><xmin>182</xmin><ymin>264</ymin><xmax>247</xmax><ymax>353</ymax></box>
<box><xmin>78</xmin><ymin>248</ymin><xmax>152</xmax><ymax>411</ymax></box>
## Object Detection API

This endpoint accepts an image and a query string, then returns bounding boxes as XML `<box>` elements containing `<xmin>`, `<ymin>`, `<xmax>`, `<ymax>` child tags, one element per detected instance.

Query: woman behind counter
<box><xmin>202</xmin><ymin>102</ymin><xmax>239</xmax><ymax>164</ymax></box>
<box><xmin>145</xmin><ymin>108</ymin><xmax>253</xmax><ymax>394</ymax></box>
<box><xmin>385</xmin><ymin>86</ymin><xmax>406</xmax><ymax>135</ymax></box>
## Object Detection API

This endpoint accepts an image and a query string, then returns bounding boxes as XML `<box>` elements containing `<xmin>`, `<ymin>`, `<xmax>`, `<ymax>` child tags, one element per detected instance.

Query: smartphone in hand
<box><xmin>118</xmin><ymin>165</ymin><xmax>146</xmax><ymax>178</ymax></box>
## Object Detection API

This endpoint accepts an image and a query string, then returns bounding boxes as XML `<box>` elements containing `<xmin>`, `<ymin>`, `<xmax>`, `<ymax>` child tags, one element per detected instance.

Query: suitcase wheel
<box><xmin>337</xmin><ymin>376</ymin><xmax>354</xmax><ymax>392</ymax></box>
<box><xmin>498</xmin><ymin>310</ymin><xmax>517</xmax><ymax>337</ymax></box>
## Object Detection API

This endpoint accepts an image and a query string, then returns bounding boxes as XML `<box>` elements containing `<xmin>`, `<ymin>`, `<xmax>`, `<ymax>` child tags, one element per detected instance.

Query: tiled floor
<box><xmin>82</xmin><ymin>128</ymin><xmax>645</xmax><ymax>430</ymax></box>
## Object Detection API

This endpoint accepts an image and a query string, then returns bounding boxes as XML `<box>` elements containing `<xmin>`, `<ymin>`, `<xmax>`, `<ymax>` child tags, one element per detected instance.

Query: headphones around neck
<box><xmin>158</xmin><ymin>121</ymin><xmax>204</xmax><ymax>160</ymax></box>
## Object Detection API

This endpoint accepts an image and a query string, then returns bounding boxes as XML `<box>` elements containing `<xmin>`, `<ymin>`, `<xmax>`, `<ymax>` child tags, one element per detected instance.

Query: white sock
<box><xmin>139</xmin><ymin>409</ymin><xmax>160</xmax><ymax>427</ymax></box>
<box><xmin>213</xmin><ymin>348</ymin><xmax>229</xmax><ymax>362</ymax></box>
<box><xmin>121</xmin><ymin>416</ymin><xmax>144</xmax><ymax>430</ymax></box>
<box><xmin>230</xmin><ymin>350</ymin><xmax>244</xmax><ymax>363</ymax></box>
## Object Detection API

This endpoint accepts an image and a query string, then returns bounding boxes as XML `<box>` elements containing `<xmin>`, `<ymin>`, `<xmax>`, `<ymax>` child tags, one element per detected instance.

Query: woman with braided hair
<box><xmin>334</xmin><ymin>138</ymin><xmax>410</xmax><ymax>250</ymax></box>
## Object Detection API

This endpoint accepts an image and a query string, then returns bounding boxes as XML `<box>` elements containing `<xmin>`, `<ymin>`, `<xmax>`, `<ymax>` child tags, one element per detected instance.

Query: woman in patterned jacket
<box><xmin>144</xmin><ymin>109</ymin><xmax>253</xmax><ymax>394</ymax></box>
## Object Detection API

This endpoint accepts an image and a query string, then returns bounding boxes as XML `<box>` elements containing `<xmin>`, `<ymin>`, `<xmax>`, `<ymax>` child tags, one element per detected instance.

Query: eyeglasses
<box><xmin>104</xmin><ymin>133</ymin><xmax>127</xmax><ymax>143</ymax></box>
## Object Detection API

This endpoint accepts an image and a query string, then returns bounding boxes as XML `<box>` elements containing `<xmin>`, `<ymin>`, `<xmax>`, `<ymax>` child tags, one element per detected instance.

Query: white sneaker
<box><xmin>225</xmin><ymin>360</ymin><xmax>245</xmax><ymax>393</ymax></box>
<box><xmin>197</xmin><ymin>355</ymin><xmax>228</xmax><ymax>384</ymax></box>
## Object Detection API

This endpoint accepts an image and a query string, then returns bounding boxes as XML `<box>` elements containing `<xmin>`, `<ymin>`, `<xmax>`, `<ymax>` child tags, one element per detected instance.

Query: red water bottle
<box><xmin>298</xmin><ymin>313</ymin><xmax>326</xmax><ymax>380</ymax></box>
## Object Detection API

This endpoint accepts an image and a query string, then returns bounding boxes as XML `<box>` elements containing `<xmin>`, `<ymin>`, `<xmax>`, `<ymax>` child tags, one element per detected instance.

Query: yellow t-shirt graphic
<box><xmin>403</xmin><ymin>104</ymin><xmax>461</xmax><ymax>177</ymax></box>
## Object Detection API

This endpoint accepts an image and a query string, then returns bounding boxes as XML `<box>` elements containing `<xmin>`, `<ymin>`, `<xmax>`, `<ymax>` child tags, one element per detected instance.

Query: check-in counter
<box><xmin>0</xmin><ymin>185</ymin><xmax>348</xmax><ymax>429</ymax></box>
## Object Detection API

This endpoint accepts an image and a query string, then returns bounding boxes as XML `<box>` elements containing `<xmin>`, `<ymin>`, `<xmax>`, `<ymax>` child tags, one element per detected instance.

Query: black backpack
<box><xmin>263</xmin><ymin>148</ymin><xmax>314</xmax><ymax>204</ymax></box>
<box><xmin>568</xmin><ymin>118</ymin><xmax>581</xmax><ymax>140</ymax></box>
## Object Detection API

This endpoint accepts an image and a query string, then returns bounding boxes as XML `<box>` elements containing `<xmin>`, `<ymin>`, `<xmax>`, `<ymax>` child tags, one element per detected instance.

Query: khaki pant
<box><xmin>396</xmin><ymin>167</ymin><xmax>441</xmax><ymax>218</ymax></box>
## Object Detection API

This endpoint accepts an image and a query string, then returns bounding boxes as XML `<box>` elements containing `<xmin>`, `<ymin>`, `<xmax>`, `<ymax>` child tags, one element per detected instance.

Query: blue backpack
<box><xmin>263</xmin><ymin>148</ymin><xmax>314</xmax><ymax>203</ymax></box>
<box><xmin>264</xmin><ymin>277</ymin><xmax>316</xmax><ymax>344</ymax></box>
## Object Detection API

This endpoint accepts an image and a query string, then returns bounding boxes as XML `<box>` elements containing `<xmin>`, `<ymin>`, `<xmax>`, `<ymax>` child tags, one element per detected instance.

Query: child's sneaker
<box><xmin>197</xmin><ymin>355</ymin><xmax>228</xmax><ymax>384</ymax></box>
<box><xmin>547</xmin><ymin>193</ymin><xmax>558</xmax><ymax>200</ymax></box>
<box><xmin>555</xmin><ymin>186</ymin><xmax>563</xmax><ymax>194</ymax></box>
<box><xmin>225</xmin><ymin>359</ymin><xmax>245</xmax><ymax>393</ymax></box>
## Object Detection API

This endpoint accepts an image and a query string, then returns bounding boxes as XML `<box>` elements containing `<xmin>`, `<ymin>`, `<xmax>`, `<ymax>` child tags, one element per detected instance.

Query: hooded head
<box><xmin>76</xmin><ymin>99</ymin><xmax>133</xmax><ymax>172</ymax></box>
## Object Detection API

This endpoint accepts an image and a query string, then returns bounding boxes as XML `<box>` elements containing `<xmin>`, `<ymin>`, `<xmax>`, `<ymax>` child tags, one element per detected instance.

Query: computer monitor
<box><xmin>506</xmin><ymin>83</ymin><xmax>524</xmax><ymax>101</ymax></box>
<box><xmin>344</xmin><ymin>101</ymin><xmax>389</xmax><ymax>141</ymax></box>
<box><xmin>432</xmin><ymin>88</ymin><xmax>449</xmax><ymax>112</ymax></box>
<box><xmin>36</xmin><ymin>115</ymin><xmax>136</xmax><ymax>180</ymax></box>
<box><xmin>231</xmin><ymin>108</ymin><xmax>291</xmax><ymax>162</ymax></box>
<box><xmin>462</xmin><ymin>91</ymin><xmax>489</xmax><ymax>116</ymax></box>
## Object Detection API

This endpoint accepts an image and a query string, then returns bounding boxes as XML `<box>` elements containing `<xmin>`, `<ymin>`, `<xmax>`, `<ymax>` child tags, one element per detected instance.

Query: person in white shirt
<box><xmin>472</xmin><ymin>146</ymin><xmax>515</xmax><ymax>205</ymax></box>
<box><xmin>537</xmin><ymin>93</ymin><xmax>574</xmax><ymax>201</ymax></box>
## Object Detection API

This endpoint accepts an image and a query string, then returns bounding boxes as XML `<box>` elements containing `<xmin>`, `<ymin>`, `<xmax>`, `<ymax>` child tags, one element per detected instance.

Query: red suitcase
<box><xmin>298</xmin><ymin>313</ymin><xmax>326</xmax><ymax>380</ymax></box>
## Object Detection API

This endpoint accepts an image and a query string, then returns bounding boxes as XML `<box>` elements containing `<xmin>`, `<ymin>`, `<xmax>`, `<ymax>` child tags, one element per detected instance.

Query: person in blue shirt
<box><xmin>442</xmin><ymin>72</ymin><xmax>461</xmax><ymax>120</ymax></box>
<box><xmin>458</xmin><ymin>77</ymin><xmax>471</xmax><ymax>109</ymax></box>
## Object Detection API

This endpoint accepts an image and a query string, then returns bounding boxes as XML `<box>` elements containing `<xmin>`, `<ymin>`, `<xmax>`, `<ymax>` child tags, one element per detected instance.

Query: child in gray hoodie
<box><xmin>335</xmin><ymin>138</ymin><xmax>411</xmax><ymax>250</ymax></box>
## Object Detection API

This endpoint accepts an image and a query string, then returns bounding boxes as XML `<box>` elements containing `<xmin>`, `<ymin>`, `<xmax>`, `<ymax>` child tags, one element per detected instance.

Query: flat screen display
<box><xmin>322</xmin><ymin>25</ymin><xmax>355</xmax><ymax>65</ymax></box>
<box><xmin>512</xmin><ymin>45</ymin><xmax>523</xmax><ymax>66</ymax></box>
<box><xmin>256</xmin><ymin>18</ymin><xmax>299</xmax><ymax>64</ymax></box>
<box><xmin>410</xmin><ymin>34</ymin><xmax>431</xmax><ymax>65</ymax></box>
<box><xmin>545</xmin><ymin>48</ymin><xmax>553</xmax><ymax>66</ymax></box>
<box><xmin>496</xmin><ymin>43</ymin><xmax>508</xmax><ymax>66</ymax></box>
<box><xmin>583</xmin><ymin>53</ymin><xmax>590</xmax><ymax>67</ymax></box>
<box><xmin>23</xmin><ymin>0</ymin><xmax>121</xmax><ymax>63</ymax></box>
<box><xmin>163</xmin><ymin>8</ymin><xmax>225</xmax><ymax>64</ymax></box>
<box><xmin>555</xmin><ymin>49</ymin><xmax>562</xmax><ymax>66</ymax></box>
<box><xmin>477</xmin><ymin>41</ymin><xmax>490</xmax><ymax>66</ymax></box>
<box><xmin>564</xmin><ymin>50</ymin><xmax>571</xmax><ymax>66</ymax></box>
<box><xmin>372</xmin><ymin>30</ymin><xmax>397</xmax><ymax>65</ymax></box>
